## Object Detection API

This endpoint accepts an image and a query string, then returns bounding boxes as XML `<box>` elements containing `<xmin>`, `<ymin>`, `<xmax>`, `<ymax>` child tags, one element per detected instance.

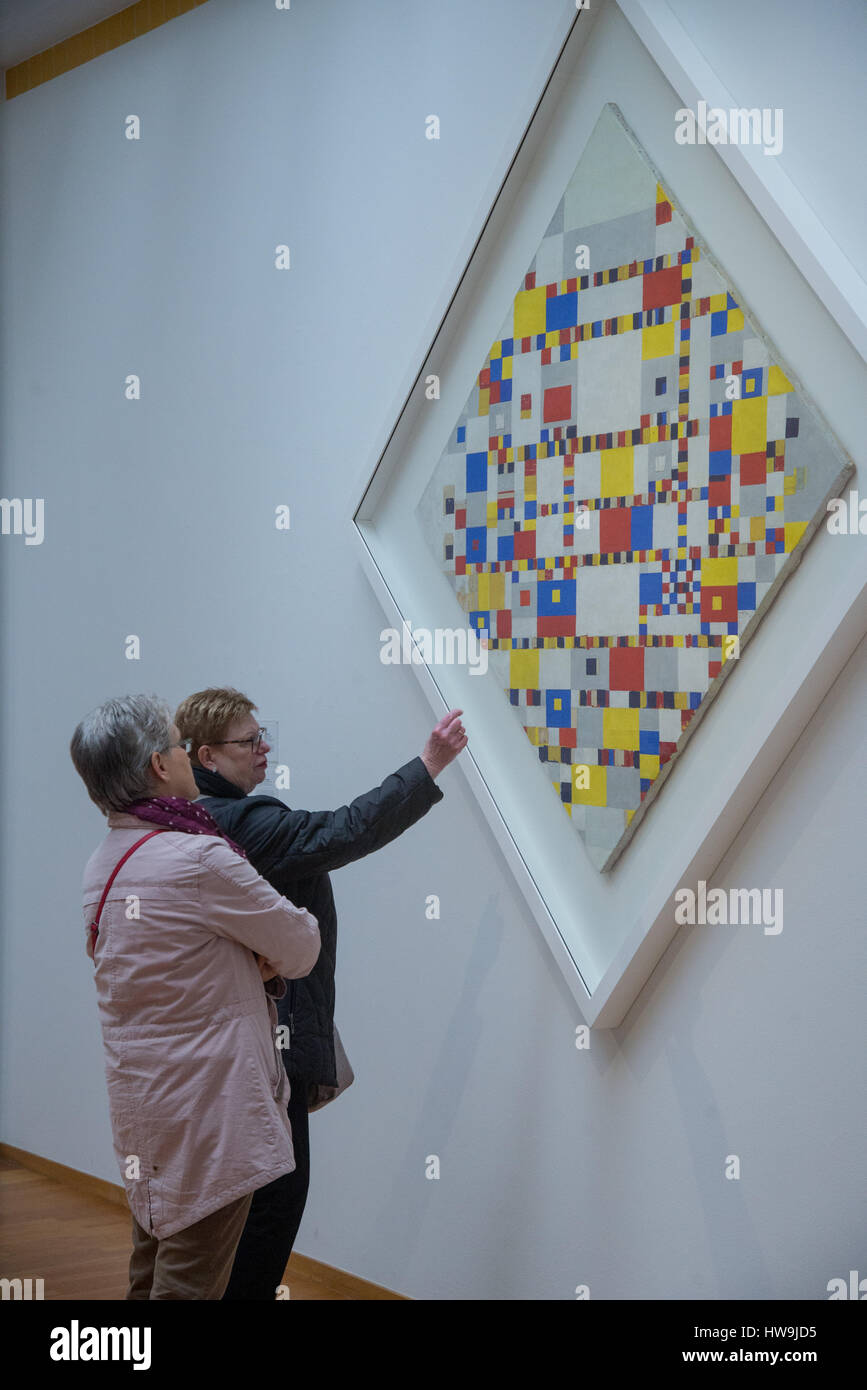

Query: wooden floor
<box><xmin>0</xmin><ymin>1155</ymin><xmax>403</xmax><ymax>1300</ymax></box>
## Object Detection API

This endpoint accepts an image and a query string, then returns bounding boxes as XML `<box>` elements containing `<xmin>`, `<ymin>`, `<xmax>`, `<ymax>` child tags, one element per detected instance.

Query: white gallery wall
<box><xmin>0</xmin><ymin>0</ymin><xmax>864</xmax><ymax>1299</ymax></box>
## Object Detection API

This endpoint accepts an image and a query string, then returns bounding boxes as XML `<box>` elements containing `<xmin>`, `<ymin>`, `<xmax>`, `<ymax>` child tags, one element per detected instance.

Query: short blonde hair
<box><xmin>175</xmin><ymin>687</ymin><xmax>256</xmax><ymax>766</ymax></box>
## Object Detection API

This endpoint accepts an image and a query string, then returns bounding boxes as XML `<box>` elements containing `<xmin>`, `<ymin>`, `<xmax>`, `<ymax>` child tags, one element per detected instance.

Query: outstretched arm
<box><xmin>236</xmin><ymin>711</ymin><xmax>469</xmax><ymax>884</ymax></box>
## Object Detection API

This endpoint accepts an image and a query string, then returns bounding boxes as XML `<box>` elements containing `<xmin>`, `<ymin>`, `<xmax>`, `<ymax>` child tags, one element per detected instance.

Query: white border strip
<box><xmin>616</xmin><ymin>0</ymin><xmax>867</xmax><ymax>364</ymax></box>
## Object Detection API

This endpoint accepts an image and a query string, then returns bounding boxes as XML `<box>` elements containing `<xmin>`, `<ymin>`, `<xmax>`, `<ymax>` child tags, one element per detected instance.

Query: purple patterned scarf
<box><xmin>124</xmin><ymin>796</ymin><xmax>248</xmax><ymax>859</ymax></box>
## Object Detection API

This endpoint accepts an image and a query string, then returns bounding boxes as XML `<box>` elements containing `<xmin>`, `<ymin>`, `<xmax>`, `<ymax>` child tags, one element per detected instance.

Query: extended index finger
<box><xmin>437</xmin><ymin>708</ymin><xmax>464</xmax><ymax>733</ymax></box>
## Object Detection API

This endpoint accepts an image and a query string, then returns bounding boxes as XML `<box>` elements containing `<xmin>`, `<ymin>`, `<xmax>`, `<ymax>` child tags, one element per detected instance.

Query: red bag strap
<box><xmin>88</xmin><ymin>829</ymin><xmax>169</xmax><ymax>948</ymax></box>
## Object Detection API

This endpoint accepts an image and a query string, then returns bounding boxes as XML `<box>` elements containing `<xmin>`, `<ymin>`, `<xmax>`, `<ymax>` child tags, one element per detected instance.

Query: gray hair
<box><xmin>70</xmin><ymin>694</ymin><xmax>174</xmax><ymax>814</ymax></box>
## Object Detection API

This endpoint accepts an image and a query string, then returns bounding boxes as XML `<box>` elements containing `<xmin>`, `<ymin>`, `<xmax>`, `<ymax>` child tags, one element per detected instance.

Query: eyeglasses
<box><xmin>166</xmin><ymin>739</ymin><xmax>192</xmax><ymax>754</ymax></box>
<box><xmin>210</xmin><ymin>727</ymin><xmax>268</xmax><ymax>752</ymax></box>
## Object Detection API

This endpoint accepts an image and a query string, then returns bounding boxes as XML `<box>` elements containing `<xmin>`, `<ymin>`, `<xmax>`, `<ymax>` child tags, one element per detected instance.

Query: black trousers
<box><xmin>221</xmin><ymin>1079</ymin><xmax>311</xmax><ymax>1300</ymax></box>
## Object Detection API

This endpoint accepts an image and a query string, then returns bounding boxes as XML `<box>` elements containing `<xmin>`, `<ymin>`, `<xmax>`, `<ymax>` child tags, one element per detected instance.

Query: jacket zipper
<box><xmin>275</xmin><ymin>979</ymin><xmax>296</xmax><ymax>1087</ymax></box>
<box><xmin>267</xmin><ymin>996</ymin><xmax>284</xmax><ymax>1096</ymax></box>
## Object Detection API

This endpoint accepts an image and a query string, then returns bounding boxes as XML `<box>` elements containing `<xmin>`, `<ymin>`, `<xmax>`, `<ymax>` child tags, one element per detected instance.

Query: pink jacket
<box><xmin>82</xmin><ymin>812</ymin><xmax>320</xmax><ymax>1239</ymax></box>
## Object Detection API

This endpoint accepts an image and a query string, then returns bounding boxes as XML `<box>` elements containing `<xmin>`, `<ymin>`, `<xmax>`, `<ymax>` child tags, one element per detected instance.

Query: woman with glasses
<box><xmin>71</xmin><ymin>694</ymin><xmax>320</xmax><ymax>1300</ymax></box>
<box><xmin>174</xmin><ymin>684</ymin><xmax>466</xmax><ymax>1300</ymax></box>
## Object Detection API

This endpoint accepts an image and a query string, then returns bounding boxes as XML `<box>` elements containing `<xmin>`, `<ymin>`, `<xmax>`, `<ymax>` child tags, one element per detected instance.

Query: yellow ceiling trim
<box><xmin>5</xmin><ymin>0</ymin><xmax>211</xmax><ymax>99</ymax></box>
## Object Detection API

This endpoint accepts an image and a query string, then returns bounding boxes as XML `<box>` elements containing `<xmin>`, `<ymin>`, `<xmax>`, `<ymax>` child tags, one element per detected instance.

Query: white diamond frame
<box><xmin>351</xmin><ymin>0</ymin><xmax>866</xmax><ymax>1025</ymax></box>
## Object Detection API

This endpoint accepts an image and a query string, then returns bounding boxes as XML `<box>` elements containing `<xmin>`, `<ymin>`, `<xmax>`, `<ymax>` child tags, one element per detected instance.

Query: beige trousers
<box><xmin>126</xmin><ymin>1192</ymin><xmax>254</xmax><ymax>1300</ymax></box>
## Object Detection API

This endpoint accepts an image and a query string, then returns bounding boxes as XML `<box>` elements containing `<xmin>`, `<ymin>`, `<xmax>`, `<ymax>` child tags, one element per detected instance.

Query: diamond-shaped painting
<box><xmin>417</xmin><ymin>103</ymin><xmax>852</xmax><ymax>872</ymax></box>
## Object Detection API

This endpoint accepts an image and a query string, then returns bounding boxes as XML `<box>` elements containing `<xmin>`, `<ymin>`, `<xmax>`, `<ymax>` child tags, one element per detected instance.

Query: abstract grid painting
<box><xmin>417</xmin><ymin>103</ymin><xmax>851</xmax><ymax>872</ymax></box>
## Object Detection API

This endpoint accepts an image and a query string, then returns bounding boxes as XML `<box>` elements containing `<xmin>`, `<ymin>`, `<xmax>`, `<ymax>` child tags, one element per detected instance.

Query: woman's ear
<box><xmin>149</xmin><ymin>749</ymin><xmax>171</xmax><ymax>784</ymax></box>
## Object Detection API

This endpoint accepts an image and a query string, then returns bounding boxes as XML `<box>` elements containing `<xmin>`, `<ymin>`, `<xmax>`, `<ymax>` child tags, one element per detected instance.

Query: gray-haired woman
<box><xmin>71</xmin><ymin>694</ymin><xmax>320</xmax><ymax>1300</ymax></box>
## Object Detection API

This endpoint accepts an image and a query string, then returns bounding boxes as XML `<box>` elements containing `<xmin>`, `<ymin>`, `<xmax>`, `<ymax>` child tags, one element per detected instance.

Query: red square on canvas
<box><xmin>539</xmin><ymin>615</ymin><xmax>575</xmax><ymax>637</ymax></box>
<box><xmin>609</xmin><ymin>646</ymin><xmax>644</xmax><ymax>690</ymax></box>
<box><xmin>643</xmin><ymin>265</ymin><xmax>682</xmax><ymax>310</ymax></box>
<box><xmin>543</xmin><ymin>385</ymin><xmax>572</xmax><ymax>423</ymax></box>
<box><xmin>740</xmin><ymin>451</ymin><xmax>766</xmax><ymax>485</ymax></box>
<box><xmin>600</xmin><ymin>506</ymin><xmax>630</xmax><ymax>553</ymax></box>
<box><xmin>700</xmin><ymin>586</ymin><xmax>737</xmax><ymax>622</ymax></box>
<box><xmin>708</xmin><ymin>476</ymin><xmax>730</xmax><ymax>507</ymax></box>
<box><xmin>709</xmin><ymin>414</ymin><xmax>732</xmax><ymax>450</ymax></box>
<box><xmin>514</xmin><ymin>530</ymin><xmax>536</xmax><ymax>560</ymax></box>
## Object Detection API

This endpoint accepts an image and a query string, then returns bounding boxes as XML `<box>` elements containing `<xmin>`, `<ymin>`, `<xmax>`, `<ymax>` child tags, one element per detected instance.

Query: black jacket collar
<box><xmin>193</xmin><ymin>765</ymin><xmax>247</xmax><ymax>801</ymax></box>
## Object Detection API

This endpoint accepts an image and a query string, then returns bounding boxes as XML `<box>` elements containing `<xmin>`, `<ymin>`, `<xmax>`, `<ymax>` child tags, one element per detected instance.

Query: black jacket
<box><xmin>193</xmin><ymin>758</ymin><xmax>444</xmax><ymax>1087</ymax></box>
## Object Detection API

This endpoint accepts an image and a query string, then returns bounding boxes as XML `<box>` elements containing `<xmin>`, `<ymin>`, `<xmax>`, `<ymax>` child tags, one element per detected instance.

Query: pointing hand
<box><xmin>420</xmin><ymin>709</ymin><xmax>468</xmax><ymax>780</ymax></box>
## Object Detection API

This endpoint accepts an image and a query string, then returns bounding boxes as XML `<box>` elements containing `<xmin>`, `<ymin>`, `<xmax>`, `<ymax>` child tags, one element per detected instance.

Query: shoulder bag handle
<box><xmin>88</xmin><ymin>829</ymin><xmax>169</xmax><ymax>956</ymax></box>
